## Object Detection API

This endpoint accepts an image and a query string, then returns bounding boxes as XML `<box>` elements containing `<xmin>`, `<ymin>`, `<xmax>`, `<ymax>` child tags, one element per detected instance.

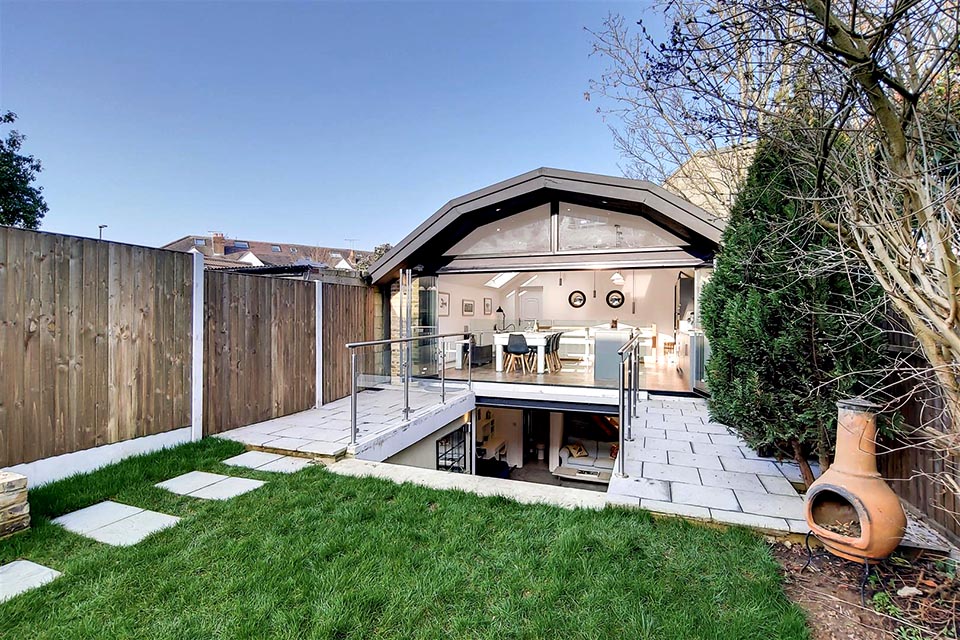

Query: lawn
<box><xmin>0</xmin><ymin>439</ymin><xmax>809</xmax><ymax>639</ymax></box>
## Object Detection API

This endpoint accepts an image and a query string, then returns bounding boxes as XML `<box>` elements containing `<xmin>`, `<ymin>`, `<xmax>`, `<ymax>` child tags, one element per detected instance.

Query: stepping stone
<box><xmin>155</xmin><ymin>471</ymin><xmax>229</xmax><ymax>495</ymax></box>
<box><xmin>257</xmin><ymin>457</ymin><xmax>312</xmax><ymax>474</ymax></box>
<box><xmin>188</xmin><ymin>477</ymin><xmax>264</xmax><ymax>500</ymax></box>
<box><xmin>156</xmin><ymin>472</ymin><xmax>264</xmax><ymax>500</ymax></box>
<box><xmin>53</xmin><ymin>501</ymin><xmax>180</xmax><ymax>546</ymax></box>
<box><xmin>222</xmin><ymin>451</ymin><xmax>284</xmax><ymax>469</ymax></box>
<box><xmin>222</xmin><ymin>451</ymin><xmax>313</xmax><ymax>474</ymax></box>
<box><xmin>0</xmin><ymin>560</ymin><xmax>61</xmax><ymax>603</ymax></box>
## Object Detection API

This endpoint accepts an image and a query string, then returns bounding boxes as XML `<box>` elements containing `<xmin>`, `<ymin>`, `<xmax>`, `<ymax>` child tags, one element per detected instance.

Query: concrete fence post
<box><xmin>315</xmin><ymin>279</ymin><xmax>323</xmax><ymax>408</ymax></box>
<box><xmin>190</xmin><ymin>251</ymin><xmax>204</xmax><ymax>441</ymax></box>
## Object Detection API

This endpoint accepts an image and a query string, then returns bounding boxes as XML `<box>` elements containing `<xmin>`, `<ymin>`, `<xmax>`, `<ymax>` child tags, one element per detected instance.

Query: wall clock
<box><xmin>568</xmin><ymin>290</ymin><xmax>586</xmax><ymax>308</ymax></box>
<box><xmin>606</xmin><ymin>290</ymin><xmax>625</xmax><ymax>308</ymax></box>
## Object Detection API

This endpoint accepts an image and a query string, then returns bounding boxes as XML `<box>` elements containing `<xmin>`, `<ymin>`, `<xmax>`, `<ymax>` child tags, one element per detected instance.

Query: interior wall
<box><xmin>438</xmin><ymin>269</ymin><xmax>687</xmax><ymax>361</ymax></box>
<box><xmin>436</xmin><ymin>278</ymin><xmax>502</xmax><ymax>335</ymax></box>
<box><xmin>538</xmin><ymin>269</ymin><xmax>680</xmax><ymax>360</ymax></box>
<box><xmin>485</xmin><ymin>407</ymin><xmax>524</xmax><ymax>469</ymax></box>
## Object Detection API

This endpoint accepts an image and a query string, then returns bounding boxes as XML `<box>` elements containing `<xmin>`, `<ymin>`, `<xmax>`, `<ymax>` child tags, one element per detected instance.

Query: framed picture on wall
<box><xmin>462</xmin><ymin>299</ymin><xmax>475</xmax><ymax>316</ymax></box>
<box><xmin>483</xmin><ymin>298</ymin><xmax>493</xmax><ymax>315</ymax></box>
<box><xmin>438</xmin><ymin>292</ymin><xmax>450</xmax><ymax>317</ymax></box>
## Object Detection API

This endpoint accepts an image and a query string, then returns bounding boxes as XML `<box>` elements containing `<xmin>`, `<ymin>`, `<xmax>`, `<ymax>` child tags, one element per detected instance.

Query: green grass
<box><xmin>1</xmin><ymin>439</ymin><xmax>809</xmax><ymax>639</ymax></box>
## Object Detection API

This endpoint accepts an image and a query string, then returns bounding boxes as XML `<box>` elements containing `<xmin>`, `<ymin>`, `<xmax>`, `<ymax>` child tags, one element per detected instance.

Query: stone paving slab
<box><xmin>607</xmin><ymin>475</ymin><xmax>670</xmax><ymax>501</ymax></box>
<box><xmin>156</xmin><ymin>472</ymin><xmax>264</xmax><ymax>500</ymax></box>
<box><xmin>699</xmin><ymin>468</ymin><xmax>767</xmax><ymax>492</ymax></box>
<box><xmin>52</xmin><ymin>501</ymin><xmax>142</xmax><ymax>534</ymax></box>
<box><xmin>155</xmin><ymin>471</ymin><xmax>227</xmax><ymax>495</ymax></box>
<box><xmin>222</xmin><ymin>451</ymin><xmax>284</xmax><ymax>469</ymax></box>
<box><xmin>53</xmin><ymin>501</ymin><xmax>180</xmax><ymax>546</ymax></box>
<box><xmin>85</xmin><ymin>510</ymin><xmax>181</xmax><ymax>546</ymax></box>
<box><xmin>188</xmin><ymin>477</ymin><xmax>265</xmax><ymax>500</ymax></box>
<box><xmin>735</xmin><ymin>490</ymin><xmax>806</xmax><ymax>520</ymax></box>
<box><xmin>0</xmin><ymin>560</ymin><xmax>61</xmax><ymax>603</ymax></box>
<box><xmin>671</xmin><ymin>482</ymin><xmax>740</xmax><ymax>511</ymax></box>
<box><xmin>642</xmin><ymin>462</ymin><xmax>701</xmax><ymax>485</ymax></box>
<box><xmin>223</xmin><ymin>451</ymin><xmax>313</xmax><ymax>474</ymax></box>
<box><xmin>666</xmin><ymin>451</ymin><xmax>723</xmax><ymax>471</ymax></box>
<box><xmin>329</xmin><ymin>459</ymin><xmax>609</xmax><ymax>511</ymax></box>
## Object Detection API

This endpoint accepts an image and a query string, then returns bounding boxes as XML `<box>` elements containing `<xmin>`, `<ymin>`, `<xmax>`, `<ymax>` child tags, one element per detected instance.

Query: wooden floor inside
<box><xmin>446</xmin><ymin>358</ymin><xmax>691</xmax><ymax>393</ymax></box>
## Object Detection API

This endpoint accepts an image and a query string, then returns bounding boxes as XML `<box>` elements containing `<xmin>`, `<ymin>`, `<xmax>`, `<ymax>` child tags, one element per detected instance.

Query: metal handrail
<box><xmin>346</xmin><ymin>332</ymin><xmax>468</xmax><ymax>350</ymax></box>
<box><xmin>616</xmin><ymin>329</ymin><xmax>648</xmax><ymax>477</ymax></box>
<box><xmin>348</xmin><ymin>333</ymin><xmax>474</xmax><ymax>450</ymax></box>
<box><xmin>618</xmin><ymin>329</ymin><xmax>646</xmax><ymax>357</ymax></box>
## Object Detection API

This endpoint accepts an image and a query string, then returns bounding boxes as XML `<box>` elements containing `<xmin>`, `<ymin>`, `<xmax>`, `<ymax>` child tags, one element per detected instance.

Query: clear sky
<box><xmin>1</xmin><ymin>1</ymin><xmax>647</xmax><ymax>250</ymax></box>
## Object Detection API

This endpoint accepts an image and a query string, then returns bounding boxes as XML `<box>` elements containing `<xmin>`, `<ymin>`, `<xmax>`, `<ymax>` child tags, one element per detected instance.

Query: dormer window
<box><xmin>290</xmin><ymin>247</ymin><xmax>298</xmax><ymax>253</ymax></box>
<box><xmin>194</xmin><ymin>238</ymin><xmax>206</xmax><ymax>246</ymax></box>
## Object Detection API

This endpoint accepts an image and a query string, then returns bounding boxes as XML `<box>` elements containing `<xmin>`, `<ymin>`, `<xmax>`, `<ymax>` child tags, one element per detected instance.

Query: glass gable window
<box><xmin>444</xmin><ymin>204</ymin><xmax>551</xmax><ymax>256</ymax></box>
<box><xmin>558</xmin><ymin>203</ymin><xmax>684</xmax><ymax>252</ymax></box>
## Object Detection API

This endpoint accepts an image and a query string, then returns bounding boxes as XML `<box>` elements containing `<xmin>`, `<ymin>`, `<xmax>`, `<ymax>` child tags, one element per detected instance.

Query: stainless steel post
<box><xmin>439</xmin><ymin>339</ymin><xmax>446</xmax><ymax>403</ymax></box>
<box><xmin>403</xmin><ymin>269</ymin><xmax>412</xmax><ymax>420</ymax></box>
<box><xmin>617</xmin><ymin>357</ymin><xmax>627</xmax><ymax>477</ymax></box>
<box><xmin>467</xmin><ymin>341</ymin><xmax>472</xmax><ymax>388</ymax></box>
<box><xmin>350</xmin><ymin>350</ymin><xmax>358</xmax><ymax>447</ymax></box>
<box><xmin>470</xmin><ymin>409</ymin><xmax>477</xmax><ymax>475</ymax></box>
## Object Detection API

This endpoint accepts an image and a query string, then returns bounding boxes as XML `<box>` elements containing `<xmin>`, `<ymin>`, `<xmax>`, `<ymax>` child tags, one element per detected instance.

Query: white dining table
<box><xmin>492</xmin><ymin>332</ymin><xmax>550</xmax><ymax>374</ymax></box>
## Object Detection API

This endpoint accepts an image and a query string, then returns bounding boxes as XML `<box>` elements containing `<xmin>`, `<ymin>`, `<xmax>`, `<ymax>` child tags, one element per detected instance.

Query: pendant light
<box><xmin>610</xmin><ymin>271</ymin><xmax>625</xmax><ymax>286</ymax></box>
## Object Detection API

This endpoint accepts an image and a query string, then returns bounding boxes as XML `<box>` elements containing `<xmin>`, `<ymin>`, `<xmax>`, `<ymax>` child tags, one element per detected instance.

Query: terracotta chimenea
<box><xmin>805</xmin><ymin>398</ymin><xmax>906</xmax><ymax>564</ymax></box>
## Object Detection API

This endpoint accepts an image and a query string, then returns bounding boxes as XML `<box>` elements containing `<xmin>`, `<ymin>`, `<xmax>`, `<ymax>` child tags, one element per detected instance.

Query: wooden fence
<box><xmin>1</xmin><ymin>226</ymin><xmax>380</xmax><ymax>471</ymax></box>
<box><xmin>320</xmin><ymin>282</ymin><xmax>378</xmax><ymax>404</ymax></box>
<box><xmin>0</xmin><ymin>227</ymin><xmax>194</xmax><ymax>467</ymax></box>
<box><xmin>203</xmin><ymin>271</ymin><xmax>316</xmax><ymax>435</ymax></box>
<box><xmin>879</xmin><ymin>386</ymin><xmax>960</xmax><ymax>544</ymax></box>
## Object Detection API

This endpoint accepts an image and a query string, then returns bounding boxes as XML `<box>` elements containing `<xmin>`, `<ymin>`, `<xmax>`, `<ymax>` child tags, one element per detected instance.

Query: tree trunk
<box><xmin>791</xmin><ymin>439</ymin><xmax>817</xmax><ymax>488</ymax></box>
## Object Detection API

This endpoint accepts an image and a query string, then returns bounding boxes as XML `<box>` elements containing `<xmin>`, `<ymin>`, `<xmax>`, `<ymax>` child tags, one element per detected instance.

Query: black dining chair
<box><xmin>504</xmin><ymin>333</ymin><xmax>531</xmax><ymax>374</ymax></box>
<box><xmin>547</xmin><ymin>332</ymin><xmax>563</xmax><ymax>372</ymax></box>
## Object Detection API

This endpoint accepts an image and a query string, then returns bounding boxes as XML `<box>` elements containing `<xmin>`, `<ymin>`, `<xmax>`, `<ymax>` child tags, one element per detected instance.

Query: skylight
<box><xmin>271</xmin><ymin>245</ymin><xmax>281</xmax><ymax>252</ymax></box>
<box><xmin>234</xmin><ymin>241</ymin><xmax>249</xmax><ymax>249</ymax></box>
<box><xmin>484</xmin><ymin>272</ymin><xmax>519</xmax><ymax>289</ymax></box>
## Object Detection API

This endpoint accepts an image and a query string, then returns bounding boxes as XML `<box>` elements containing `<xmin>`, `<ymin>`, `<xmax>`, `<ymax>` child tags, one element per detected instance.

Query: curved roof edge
<box><xmin>369</xmin><ymin>167</ymin><xmax>725</xmax><ymax>284</ymax></box>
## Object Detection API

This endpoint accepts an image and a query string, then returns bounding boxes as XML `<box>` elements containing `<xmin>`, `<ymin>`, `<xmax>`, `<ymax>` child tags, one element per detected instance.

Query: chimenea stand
<box><xmin>804</xmin><ymin>398</ymin><xmax>906</xmax><ymax>565</ymax></box>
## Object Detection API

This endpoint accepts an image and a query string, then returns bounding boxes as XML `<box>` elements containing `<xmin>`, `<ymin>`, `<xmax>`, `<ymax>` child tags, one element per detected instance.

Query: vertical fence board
<box><xmin>201</xmin><ymin>272</ymin><xmax>316</xmax><ymax>436</ymax></box>
<box><xmin>0</xmin><ymin>228</ymin><xmax>193</xmax><ymax>467</ymax></box>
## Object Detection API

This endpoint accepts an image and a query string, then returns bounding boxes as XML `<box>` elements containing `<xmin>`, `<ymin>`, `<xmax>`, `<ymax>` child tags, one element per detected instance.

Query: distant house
<box><xmin>161</xmin><ymin>234</ymin><xmax>371</xmax><ymax>276</ymax></box>
<box><xmin>662</xmin><ymin>144</ymin><xmax>755</xmax><ymax>220</ymax></box>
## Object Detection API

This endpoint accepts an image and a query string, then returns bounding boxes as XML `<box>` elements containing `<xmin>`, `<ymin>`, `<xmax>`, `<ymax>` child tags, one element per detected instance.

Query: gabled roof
<box><xmin>369</xmin><ymin>167</ymin><xmax>725</xmax><ymax>283</ymax></box>
<box><xmin>163</xmin><ymin>235</ymin><xmax>371</xmax><ymax>270</ymax></box>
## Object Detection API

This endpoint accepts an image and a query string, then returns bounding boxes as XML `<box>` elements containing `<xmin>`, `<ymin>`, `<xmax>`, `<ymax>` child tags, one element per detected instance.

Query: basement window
<box><xmin>436</xmin><ymin>424</ymin><xmax>469</xmax><ymax>473</ymax></box>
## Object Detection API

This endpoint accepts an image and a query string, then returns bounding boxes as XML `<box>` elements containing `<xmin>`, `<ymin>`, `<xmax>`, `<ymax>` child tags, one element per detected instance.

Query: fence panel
<box><xmin>879</xmin><ymin>387</ymin><xmax>960</xmax><ymax>544</ymax></box>
<box><xmin>0</xmin><ymin>227</ymin><xmax>193</xmax><ymax>467</ymax></box>
<box><xmin>202</xmin><ymin>271</ymin><xmax>316</xmax><ymax>435</ymax></box>
<box><xmin>321</xmin><ymin>283</ymin><xmax>377</xmax><ymax>404</ymax></box>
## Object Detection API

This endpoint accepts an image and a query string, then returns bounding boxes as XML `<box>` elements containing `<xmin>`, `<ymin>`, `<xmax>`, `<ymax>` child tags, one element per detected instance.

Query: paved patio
<box><xmin>608</xmin><ymin>396</ymin><xmax>813</xmax><ymax>534</ymax></box>
<box><xmin>216</xmin><ymin>384</ymin><xmax>470</xmax><ymax>458</ymax></box>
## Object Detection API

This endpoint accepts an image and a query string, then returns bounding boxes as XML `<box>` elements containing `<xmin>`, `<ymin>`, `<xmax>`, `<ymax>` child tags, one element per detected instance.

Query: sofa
<box><xmin>557</xmin><ymin>439</ymin><xmax>617</xmax><ymax>474</ymax></box>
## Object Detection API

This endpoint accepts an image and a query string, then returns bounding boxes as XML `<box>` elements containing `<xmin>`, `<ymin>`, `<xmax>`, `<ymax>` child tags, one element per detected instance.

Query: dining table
<box><xmin>492</xmin><ymin>331</ymin><xmax>551</xmax><ymax>374</ymax></box>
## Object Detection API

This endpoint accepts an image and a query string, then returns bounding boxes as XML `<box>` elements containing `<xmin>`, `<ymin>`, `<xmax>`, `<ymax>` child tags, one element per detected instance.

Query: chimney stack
<box><xmin>212</xmin><ymin>233</ymin><xmax>225</xmax><ymax>256</ymax></box>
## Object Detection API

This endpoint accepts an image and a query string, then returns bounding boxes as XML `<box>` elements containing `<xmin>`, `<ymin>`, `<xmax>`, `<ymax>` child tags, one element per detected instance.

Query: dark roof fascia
<box><xmin>368</xmin><ymin>167</ymin><xmax>724</xmax><ymax>284</ymax></box>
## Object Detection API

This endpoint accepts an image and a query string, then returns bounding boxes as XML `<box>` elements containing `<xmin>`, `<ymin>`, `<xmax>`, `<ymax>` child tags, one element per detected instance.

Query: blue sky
<box><xmin>1</xmin><ymin>1</ymin><xmax>647</xmax><ymax>250</ymax></box>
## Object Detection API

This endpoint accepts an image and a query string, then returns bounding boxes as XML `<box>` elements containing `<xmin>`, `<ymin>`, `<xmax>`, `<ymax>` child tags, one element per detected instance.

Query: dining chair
<box><xmin>504</xmin><ymin>333</ymin><xmax>531</xmax><ymax>374</ymax></box>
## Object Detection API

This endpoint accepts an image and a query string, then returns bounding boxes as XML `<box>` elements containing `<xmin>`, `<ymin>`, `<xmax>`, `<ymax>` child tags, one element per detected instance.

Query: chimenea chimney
<box><xmin>212</xmin><ymin>233</ymin><xmax>225</xmax><ymax>256</ymax></box>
